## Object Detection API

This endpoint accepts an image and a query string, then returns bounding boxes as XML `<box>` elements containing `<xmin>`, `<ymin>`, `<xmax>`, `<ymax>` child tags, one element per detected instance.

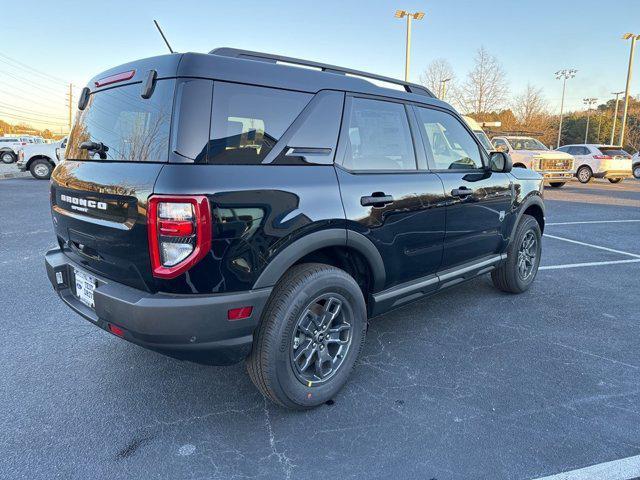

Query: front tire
<box><xmin>549</xmin><ymin>182</ymin><xmax>566</xmax><ymax>188</ymax></box>
<box><xmin>608</xmin><ymin>178</ymin><xmax>623</xmax><ymax>184</ymax></box>
<box><xmin>576</xmin><ymin>166</ymin><xmax>592</xmax><ymax>183</ymax></box>
<box><xmin>491</xmin><ymin>215</ymin><xmax>541</xmax><ymax>294</ymax></box>
<box><xmin>30</xmin><ymin>159</ymin><xmax>53</xmax><ymax>180</ymax></box>
<box><xmin>1</xmin><ymin>151</ymin><xmax>16</xmax><ymax>164</ymax></box>
<box><xmin>247</xmin><ymin>263</ymin><xmax>367</xmax><ymax>409</ymax></box>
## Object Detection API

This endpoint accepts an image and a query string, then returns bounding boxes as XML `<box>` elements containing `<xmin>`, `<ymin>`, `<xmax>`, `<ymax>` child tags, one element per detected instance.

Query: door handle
<box><xmin>451</xmin><ymin>187</ymin><xmax>474</xmax><ymax>197</ymax></box>
<box><xmin>360</xmin><ymin>193</ymin><xmax>394</xmax><ymax>207</ymax></box>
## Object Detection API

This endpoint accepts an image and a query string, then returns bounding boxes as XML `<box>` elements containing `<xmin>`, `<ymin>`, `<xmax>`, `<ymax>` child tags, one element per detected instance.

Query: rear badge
<box><xmin>60</xmin><ymin>194</ymin><xmax>107</xmax><ymax>213</ymax></box>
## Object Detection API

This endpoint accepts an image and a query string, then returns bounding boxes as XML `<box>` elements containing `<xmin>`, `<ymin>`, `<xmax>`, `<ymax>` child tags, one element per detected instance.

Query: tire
<box><xmin>608</xmin><ymin>178</ymin><xmax>623</xmax><ymax>184</ymax></box>
<box><xmin>491</xmin><ymin>214</ymin><xmax>541</xmax><ymax>294</ymax></box>
<box><xmin>549</xmin><ymin>182</ymin><xmax>566</xmax><ymax>188</ymax></box>
<box><xmin>247</xmin><ymin>263</ymin><xmax>367</xmax><ymax>409</ymax></box>
<box><xmin>576</xmin><ymin>165</ymin><xmax>592</xmax><ymax>184</ymax></box>
<box><xmin>29</xmin><ymin>159</ymin><xmax>53</xmax><ymax>180</ymax></box>
<box><xmin>1</xmin><ymin>151</ymin><xmax>16</xmax><ymax>164</ymax></box>
<box><xmin>633</xmin><ymin>164</ymin><xmax>640</xmax><ymax>179</ymax></box>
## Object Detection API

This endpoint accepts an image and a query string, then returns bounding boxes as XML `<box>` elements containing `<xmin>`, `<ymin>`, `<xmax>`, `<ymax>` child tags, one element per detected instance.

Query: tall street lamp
<box><xmin>583</xmin><ymin>97</ymin><xmax>598</xmax><ymax>144</ymax></box>
<box><xmin>395</xmin><ymin>10</ymin><xmax>425</xmax><ymax>82</ymax></box>
<box><xmin>610</xmin><ymin>91</ymin><xmax>624</xmax><ymax>145</ymax></box>
<box><xmin>439</xmin><ymin>77</ymin><xmax>451</xmax><ymax>100</ymax></box>
<box><xmin>619</xmin><ymin>33</ymin><xmax>639</xmax><ymax>147</ymax></box>
<box><xmin>555</xmin><ymin>69</ymin><xmax>577</xmax><ymax>148</ymax></box>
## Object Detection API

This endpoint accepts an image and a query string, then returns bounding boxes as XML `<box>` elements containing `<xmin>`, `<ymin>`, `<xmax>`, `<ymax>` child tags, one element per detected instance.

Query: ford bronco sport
<box><xmin>45</xmin><ymin>48</ymin><xmax>545</xmax><ymax>409</ymax></box>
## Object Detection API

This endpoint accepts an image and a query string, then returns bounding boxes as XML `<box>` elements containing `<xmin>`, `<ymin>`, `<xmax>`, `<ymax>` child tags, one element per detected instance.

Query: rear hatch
<box><xmin>51</xmin><ymin>57</ymin><xmax>179</xmax><ymax>292</ymax></box>
<box><xmin>596</xmin><ymin>147</ymin><xmax>632</xmax><ymax>170</ymax></box>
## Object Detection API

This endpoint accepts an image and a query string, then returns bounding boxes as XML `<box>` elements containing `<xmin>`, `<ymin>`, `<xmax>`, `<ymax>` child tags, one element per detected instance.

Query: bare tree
<box><xmin>513</xmin><ymin>84</ymin><xmax>547</xmax><ymax>125</ymax></box>
<box><xmin>459</xmin><ymin>47</ymin><xmax>509</xmax><ymax>114</ymax></box>
<box><xmin>418</xmin><ymin>58</ymin><xmax>456</xmax><ymax>99</ymax></box>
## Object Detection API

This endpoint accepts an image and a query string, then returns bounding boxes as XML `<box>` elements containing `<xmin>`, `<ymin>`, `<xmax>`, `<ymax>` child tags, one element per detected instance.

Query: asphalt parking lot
<box><xmin>1</xmin><ymin>178</ymin><xmax>639</xmax><ymax>480</ymax></box>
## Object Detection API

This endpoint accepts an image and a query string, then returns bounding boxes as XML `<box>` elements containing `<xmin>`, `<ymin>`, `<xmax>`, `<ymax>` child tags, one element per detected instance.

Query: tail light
<box><xmin>593</xmin><ymin>155</ymin><xmax>612</xmax><ymax>159</ymax></box>
<box><xmin>147</xmin><ymin>195</ymin><xmax>212</xmax><ymax>279</ymax></box>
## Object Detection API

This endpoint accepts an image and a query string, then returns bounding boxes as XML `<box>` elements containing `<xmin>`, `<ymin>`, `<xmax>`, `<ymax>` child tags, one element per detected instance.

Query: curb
<box><xmin>0</xmin><ymin>171</ymin><xmax>30</xmax><ymax>180</ymax></box>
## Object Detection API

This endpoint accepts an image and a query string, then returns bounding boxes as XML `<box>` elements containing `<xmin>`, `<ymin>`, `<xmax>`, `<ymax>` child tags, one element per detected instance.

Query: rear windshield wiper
<box><xmin>80</xmin><ymin>141</ymin><xmax>109</xmax><ymax>159</ymax></box>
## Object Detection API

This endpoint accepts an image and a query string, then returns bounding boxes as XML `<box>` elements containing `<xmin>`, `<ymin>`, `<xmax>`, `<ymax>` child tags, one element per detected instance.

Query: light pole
<box><xmin>610</xmin><ymin>91</ymin><xmax>624</xmax><ymax>145</ymax></box>
<box><xmin>583</xmin><ymin>97</ymin><xmax>598</xmax><ymax>144</ymax></box>
<box><xmin>619</xmin><ymin>33</ymin><xmax>639</xmax><ymax>147</ymax></box>
<box><xmin>555</xmin><ymin>69</ymin><xmax>577</xmax><ymax>148</ymax></box>
<box><xmin>439</xmin><ymin>77</ymin><xmax>451</xmax><ymax>100</ymax></box>
<box><xmin>395</xmin><ymin>10</ymin><xmax>425</xmax><ymax>82</ymax></box>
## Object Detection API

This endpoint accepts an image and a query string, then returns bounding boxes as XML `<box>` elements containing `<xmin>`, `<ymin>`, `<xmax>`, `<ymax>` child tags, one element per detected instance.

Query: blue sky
<box><xmin>2</xmin><ymin>0</ymin><xmax>640</xmax><ymax>130</ymax></box>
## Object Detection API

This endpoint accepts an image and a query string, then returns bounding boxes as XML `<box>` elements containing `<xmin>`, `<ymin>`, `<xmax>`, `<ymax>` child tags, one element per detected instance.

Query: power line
<box><xmin>0</xmin><ymin>70</ymin><xmax>69</xmax><ymax>96</ymax></box>
<box><xmin>0</xmin><ymin>86</ymin><xmax>65</xmax><ymax>109</ymax></box>
<box><xmin>0</xmin><ymin>101</ymin><xmax>67</xmax><ymax>120</ymax></box>
<box><xmin>0</xmin><ymin>52</ymin><xmax>71</xmax><ymax>86</ymax></box>
<box><xmin>0</xmin><ymin>111</ymin><xmax>69</xmax><ymax>126</ymax></box>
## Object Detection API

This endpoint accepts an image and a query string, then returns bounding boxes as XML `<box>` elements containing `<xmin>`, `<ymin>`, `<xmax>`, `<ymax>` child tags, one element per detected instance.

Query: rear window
<box><xmin>67</xmin><ymin>80</ymin><xmax>175</xmax><ymax>162</ymax></box>
<box><xmin>597</xmin><ymin>147</ymin><xmax>630</xmax><ymax>157</ymax></box>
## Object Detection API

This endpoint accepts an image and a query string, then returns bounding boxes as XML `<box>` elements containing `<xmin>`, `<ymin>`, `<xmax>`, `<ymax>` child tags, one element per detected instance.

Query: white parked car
<box><xmin>491</xmin><ymin>136</ymin><xmax>574</xmax><ymax>187</ymax></box>
<box><xmin>632</xmin><ymin>152</ymin><xmax>640</xmax><ymax>179</ymax></box>
<box><xmin>16</xmin><ymin>137</ymin><xmax>67</xmax><ymax>180</ymax></box>
<box><xmin>0</xmin><ymin>136</ymin><xmax>36</xmax><ymax>163</ymax></box>
<box><xmin>556</xmin><ymin>144</ymin><xmax>632</xmax><ymax>184</ymax></box>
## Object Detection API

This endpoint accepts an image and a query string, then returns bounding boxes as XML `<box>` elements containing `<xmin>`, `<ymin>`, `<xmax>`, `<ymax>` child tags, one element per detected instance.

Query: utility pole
<box><xmin>555</xmin><ymin>69</ymin><xmax>577</xmax><ymax>148</ymax></box>
<box><xmin>66</xmin><ymin>83</ymin><xmax>73</xmax><ymax>132</ymax></box>
<box><xmin>440</xmin><ymin>77</ymin><xmax>451</xmax><ymax>100</ymax></box>
<box><xmin>583</xmin><ymin>97</ymin><xmax>597</xmax><ymax>144</ymax></box>
<box><xmin>610</xmin><ymin>91</ymin><xmax>624</xmax><ymax>145</ymax></box>
<box><xmin>394</xmin><ymin>10</ymin><xmax>425</xmax><ymax>82</ymax></box>
<box><xmin>619</xmin><ymin>33</ymin><xmax>639</xmax><ymax>147</ymax></box>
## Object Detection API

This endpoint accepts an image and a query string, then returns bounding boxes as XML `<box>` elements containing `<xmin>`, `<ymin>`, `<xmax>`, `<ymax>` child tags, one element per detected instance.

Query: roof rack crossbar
<box><xmin>210</xmin><ymin>47</ymin><xmax>434</xmax><ymax>97</ymax></box>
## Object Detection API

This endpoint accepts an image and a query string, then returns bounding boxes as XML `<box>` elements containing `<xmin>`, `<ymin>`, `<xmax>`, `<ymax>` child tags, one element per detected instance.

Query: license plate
<box><xmin>74</xmin><ymin>269</ymin><xmax>96</xmax><ymax>309</ymax></box>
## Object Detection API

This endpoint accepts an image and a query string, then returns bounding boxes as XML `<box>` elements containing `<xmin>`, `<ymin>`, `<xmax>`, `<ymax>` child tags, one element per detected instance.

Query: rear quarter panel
<box><xmin>153</xmin><ymin>164</ymin><xmax>345</xmax><ymax>294</ymax></box>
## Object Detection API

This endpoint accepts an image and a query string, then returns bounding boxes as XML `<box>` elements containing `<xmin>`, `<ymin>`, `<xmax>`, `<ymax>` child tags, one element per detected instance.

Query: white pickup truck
<box><xmin>492</xmin><ymin>136</ymin><xmax>574</xmax><ymax>188</ymax></box>
<box><xmin>16</xmin><ymin>137</ymin><xmax>66</xmax><ymax>179</ymax></box>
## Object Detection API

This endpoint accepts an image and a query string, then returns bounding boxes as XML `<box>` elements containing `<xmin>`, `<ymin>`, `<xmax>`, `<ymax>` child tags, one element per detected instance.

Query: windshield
<box><xmin>509</xmin><ymin>138</ymin><xmax>547</xmax><ymax>151</ymax></box>
<box><xmin>67</xmin><ymin>80</ymin><xmax>174</xmax><ymax>161</ymax></box>
<box><xmin>474</xmin><ymin>130</ymin><xmax>493</xmax><ymax>151</ymax></box>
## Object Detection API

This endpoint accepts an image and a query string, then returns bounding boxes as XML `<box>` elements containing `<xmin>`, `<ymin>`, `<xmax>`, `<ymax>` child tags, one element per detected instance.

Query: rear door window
<box><xmin>67</xmin><ymin>80</ymin><xmax>175</xmax><ymax>162</ymax></box>
<box><xmin>341</xmin><ymin>97</ymin><xmax>416</xmax><ymax>171</ymax></box>
<box><xmin>207</xmin><ymin>82</ymin><xmax>312</xmax><ymax>164</ymax></box>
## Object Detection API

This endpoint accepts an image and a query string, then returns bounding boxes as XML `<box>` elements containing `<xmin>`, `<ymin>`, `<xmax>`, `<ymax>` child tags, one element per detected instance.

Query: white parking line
<box><xmin>543</xmin><ymin>234</ymin><xmax>640</xmax><ymax>259</ymax></box>
<box><xmin>540</xmin><ymin>259</ymin><xmax>640</xmax><ymax>270</ymax></box>
<box><xmin>531</xmin><ymin>454</ymin><xmax>640</xmax><ymax>480</ymax></box>
<box><xmin>547</xmin><ymin>219</ymin><xmax>640</xmax><ymax>226</ymax></box>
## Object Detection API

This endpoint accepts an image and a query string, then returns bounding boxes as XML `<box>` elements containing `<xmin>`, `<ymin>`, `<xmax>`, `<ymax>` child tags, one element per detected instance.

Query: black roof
<box><xmin>87</xmin><ymin>48</ymin><xmax>451</xmax><ymax>109</ymax></box>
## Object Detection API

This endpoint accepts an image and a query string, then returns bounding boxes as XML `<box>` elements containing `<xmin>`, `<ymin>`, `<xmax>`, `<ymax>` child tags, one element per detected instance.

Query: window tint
<box><xmin>415</xmin><ymin>107</ymin><xmax>483</xmax><ymax>170</ymax></box>
<box><xmin>208</xmin><ymin>82</ymin><xmax>312</xmax><ymax>165</ymax></box>
<box><xmin>342</xmin><ymin>97</ymin><xmax>416</xmax><ymax>171</ymax></box>
<box><xmin>579</xmin><ymin>147</ymin><xmax>591</xmax><ymax>155</ymax></box>
<box><xmin>493</xmin><ymin>138</ymin><xmax>507</xmax><ymax>148</ymax></box>
<box><xmin>67</xmin><ymin>80</ymin><xmax>174</xmax><ymax>162</ymax></box>
<box><xmin>556</xmin><ymin>146</ymin><xmax>569</xmax><ymax>153</ymax></box>
<box><xmin>597</xmin><ymin>147</ymin><xmax>631</xmax><ymax>157</ymax></box>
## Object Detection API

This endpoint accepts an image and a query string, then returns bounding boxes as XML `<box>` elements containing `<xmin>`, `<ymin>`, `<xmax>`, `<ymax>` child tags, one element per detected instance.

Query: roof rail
<box><xmin>210</xmin><ymin>47</ymin><xmax>435</xmax><ymax>97</ymax></box>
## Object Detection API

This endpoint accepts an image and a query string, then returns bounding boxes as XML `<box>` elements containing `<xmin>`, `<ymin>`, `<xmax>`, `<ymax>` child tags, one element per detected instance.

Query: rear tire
<box><xmin>576</xmin><ymin>165</ymin><xmax>592</xmax><ymax>183</ymax></box>
<box><xmin>1</xmin><ymin>151</ymin><xmax>15</xmax><ymax>164</ymax></box>
<box><xmin>633</xmin><ymin>164</ymin><xmax>640</xmax><ymax>179</ymax></box>
<box><xmin>247</xmin><ymin>263</ymin><xmax>367</xmax><ymax>409</ymax></box>
<box><xmin>549</xmin><ymin>182</ymin><xmax>566</xmax><ymax>188</ymax></box>
<box><xmin>30</xmin><ymin>159</ymin><xmax>53</xmax><ymax>180</ymax></box>
<box><xmin>491</xmin><ymin>214</ymin><xmax>541</xmax><ymax>294</ymax></box>
<box><xmin>608</xmin><ymin>178</ymin><xmax>623</xmax><ymax>184</ymax></box>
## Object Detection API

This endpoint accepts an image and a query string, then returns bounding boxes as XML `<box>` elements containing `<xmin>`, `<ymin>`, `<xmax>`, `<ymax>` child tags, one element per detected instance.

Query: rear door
<box><xmin>412</xmin><ymin>105</ymin><xmax>513</xmax><ymax>270</ymax></box>
<box><xmin>335</xmin><ymin>95</ymin><xmax>446</xmax><ymax>292</ymax></box>
<box><xmin>51</xmin><ymin>76</ymin><xmax>177</xmax><ymax>291</ymax></box>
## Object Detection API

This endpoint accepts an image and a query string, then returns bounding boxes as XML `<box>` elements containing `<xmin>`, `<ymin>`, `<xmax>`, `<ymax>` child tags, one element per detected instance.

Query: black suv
<box><xmin>45</xmin><ymin>48</ymin><xmax>545</xmax><ymax>409</ymax></box>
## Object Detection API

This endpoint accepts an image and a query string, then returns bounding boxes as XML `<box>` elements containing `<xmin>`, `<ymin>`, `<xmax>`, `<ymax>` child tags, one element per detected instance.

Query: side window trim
<box><xmin>336</xmin><ymin>93</ymin><xmax>419</xmax><ymax>173</ymax></box>
<box><xmin>411</xmin><ymin>104</ymin><xmax>487</xmax><ymax>172</ymax></box>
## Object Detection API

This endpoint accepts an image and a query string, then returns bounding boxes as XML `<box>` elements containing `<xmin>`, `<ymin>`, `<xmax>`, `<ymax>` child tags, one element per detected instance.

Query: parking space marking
<box><xmin>539</xmin><ymin>259</ymin><xmax>640</xmax><ymax>270</ymax></box>
<box><xmin>543</xmin><ymin>234</ymin><xmax>640</xmax><ymax>259</ymax></box>
<box><xmin>547</xmin><ymin>219</ymin><xmax>640</xmax><ymax>226</ymax></box>
<box><xmin>531</xmin><ymin>453</ymin><xmax>640</xmax><ymax>480</ymax></box>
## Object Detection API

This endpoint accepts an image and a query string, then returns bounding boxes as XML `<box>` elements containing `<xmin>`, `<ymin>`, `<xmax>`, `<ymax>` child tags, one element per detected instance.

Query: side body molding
<box><xmin>252</xmin><ymin>228</ymin><xmax>386</xmax><ymax>291</ymax></box>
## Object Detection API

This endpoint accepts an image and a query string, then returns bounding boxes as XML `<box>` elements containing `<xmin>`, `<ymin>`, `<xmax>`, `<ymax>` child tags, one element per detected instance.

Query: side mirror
<box><xmin>490</xmin><ymin>151</ymin><xmax>512</xmax><ymax>173</ymax></box>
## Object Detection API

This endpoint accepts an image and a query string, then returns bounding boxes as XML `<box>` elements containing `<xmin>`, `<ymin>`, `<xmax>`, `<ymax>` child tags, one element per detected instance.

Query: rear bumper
<box><xmin>45</xmin><ymin>247</ymin><xmax>272</xmax><ymax>365</ymax></box>
<box><xmin>593</xmin><ymin>170</ymin><xmax>632</xmax><ymax>179</ymax></box>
